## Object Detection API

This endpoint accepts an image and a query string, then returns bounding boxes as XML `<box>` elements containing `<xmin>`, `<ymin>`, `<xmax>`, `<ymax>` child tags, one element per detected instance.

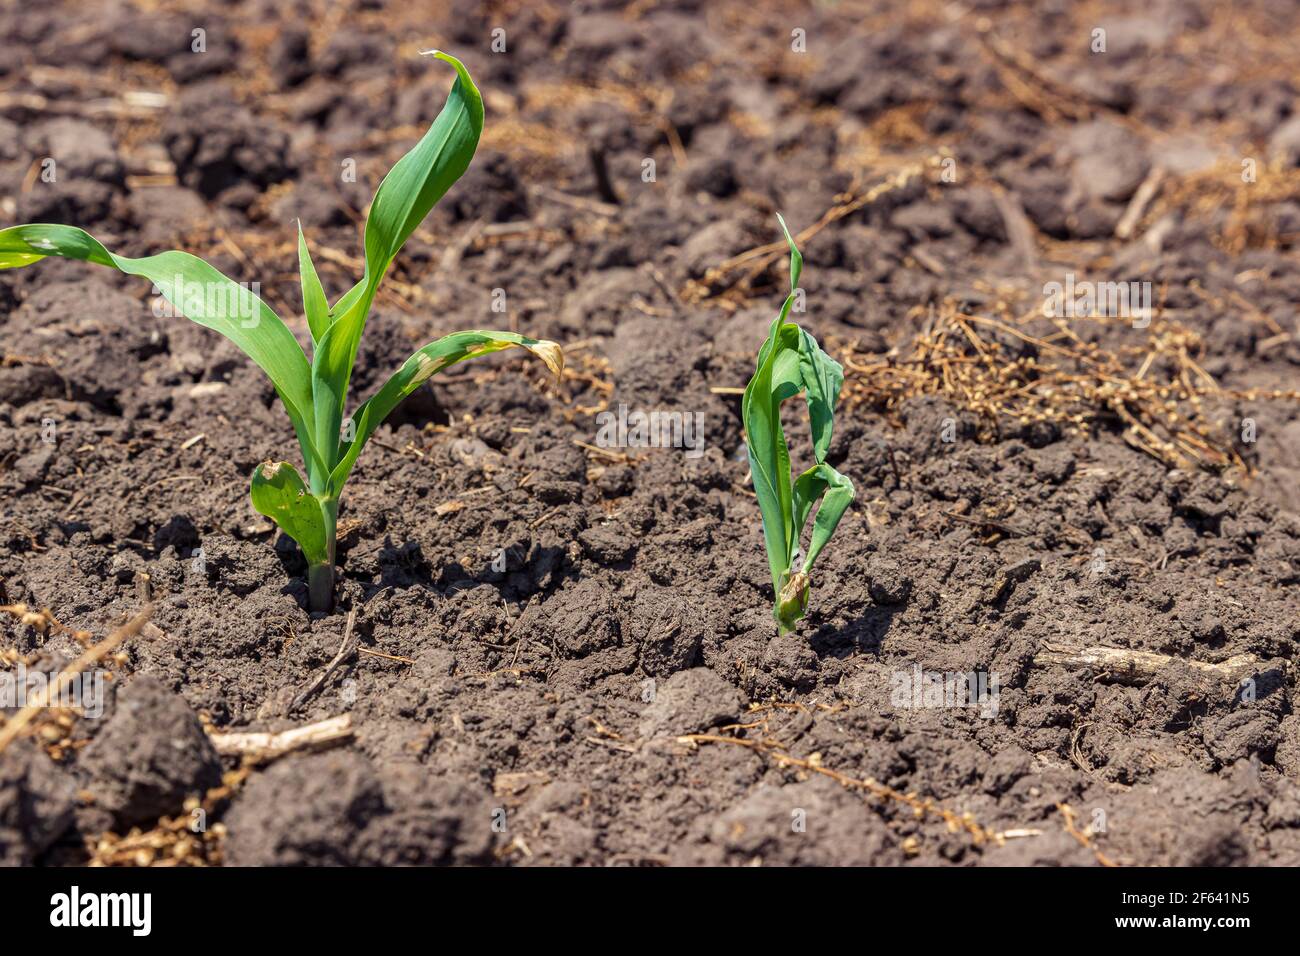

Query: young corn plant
<box><xmin>742</xmin><ymin>216</ymin><xmax>855</xmax><ymax>634</ymax></box>
<box><xmin>0</xmin><ymin>52</ymin><xmax>562</xmax><ymax>613</ymax></box>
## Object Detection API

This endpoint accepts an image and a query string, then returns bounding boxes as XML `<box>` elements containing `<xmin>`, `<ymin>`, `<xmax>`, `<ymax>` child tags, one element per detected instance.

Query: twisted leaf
<box><xmin>742</xmin><ymin>216</ymin><xmax>856</xmax><ymax>633</ymax></box>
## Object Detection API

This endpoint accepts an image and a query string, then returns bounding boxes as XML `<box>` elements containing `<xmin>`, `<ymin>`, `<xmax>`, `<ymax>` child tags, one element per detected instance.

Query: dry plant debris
<box><xmin>207</xmin><ymin>714</ymin><xmax>354</xmax><ymax>760</ymax></box>
<box><xmin>0</xmin><ymin>604</ymin><xmax>151</xmax><ymax>759</ymax></box>
<box><xmin>1037</xmin><ymin>642</ymin><xmax>1266</xmax><ymax>686</ymax></box>
<box><xmin>840</xmin><ymin>297</ymin><xmax>1299</xmax><ymax>472</ymax></box>
<box><xmin>1057</xmin><ymin>802</ymin><xmax>1117</xmax><ymax>868</ymax></box>
<box><xmin>677</xmin><ymin>700</ymin><xmax>1005</xmax><ymax>852</ymax></box>
<box><xmin>90</xmin><ymin>715</ymin><xmax>354</xmax><ymax>868</ymax></box>
<box><xmin>87</xmin><ymin>774</ymin><xmax>241</xmax><ymax>868</ymax></box>
<box><xmin>683</xmin><ymin>154</ymin><xmax>943</xmax><ymax>306</ymax></box>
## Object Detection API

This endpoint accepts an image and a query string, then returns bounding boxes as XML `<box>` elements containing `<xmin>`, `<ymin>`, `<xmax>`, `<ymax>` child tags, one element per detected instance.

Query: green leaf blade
<box><xmin>796</xmin><ymin>327</ymin><xmax>845</xmax><ymax>464</ymax></box>
<box><xmin>297</xmin><ymin>224</ymin><xmax>331</xmax><ymax>344</ymax></box>
<box><xmin>776</xmin><ymin>213</ymin><xmax>803</xmax><ymax>293</ymax></box>
<box><xmin>793</xmin><ymin>462</ymin><xmax>855</xmax><ymax>573</ymax></box>
<box><xmin>361</xmin><ymin>50</ymin><xmax>483</xmax><ymax>283</ymax></box>
<box><xmin>330</xmin><ymin>331</ymin><xmax>562</xmax><ymax>491</ymax></box>
<box><xmin>250</xmin><ymin>460</ymin><xmax>330</xmax><ymax>566</ymax></box>
<box><xmin>0</xmin><ymin>223</ymin><xmax>327</xmax><ymax>479</ymax></box>
<box><xmin>313</xmin><ymin>51</ymin><xmax>485</xmax><ymax>489</ymax></box>
<box><xmin>742</xmin><ymin>326</ymin><xmax>798</xmax><ymax>596</ymax></box>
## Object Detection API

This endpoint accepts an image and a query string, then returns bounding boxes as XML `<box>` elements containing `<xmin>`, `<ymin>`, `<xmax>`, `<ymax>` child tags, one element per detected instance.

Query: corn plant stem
<box><xmin>308</xmin><ymin>498</ymin><xmax>338</xmax><ymax>613</ymax></box>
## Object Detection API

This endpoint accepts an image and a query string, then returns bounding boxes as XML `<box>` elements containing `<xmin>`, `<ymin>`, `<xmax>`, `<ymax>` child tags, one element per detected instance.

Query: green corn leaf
<box><xmin>743</xmin><ymin>325</ymin><xmax>799</xmax><ymax>595</ymax></box>
<box><xmin>250</xmin><ymin>460</ymin><xmax>330</xmax><ymax>566</ymax></box>
<box><xmin>297</xmin><ymin>224</ymin><xmax>330</xmax><ymax>344</ymax></box>
<box><xmin>792</xmin><ymin>461</ymin><xmax>855</xmax><ymax>573</ymax></box>
<box><xmin>742</xmin><ymin>216</ymin><xmax>855</xmax><ymax>633</ymax></box>
<box><xmin>0</xmin><ymin>223</ymin><xmax>327</xmax><ymax>479</ymax></box>
<box><xmin>330</xmin><ymin>331</ymin><xmax>562</xmax><ymax>490</ymax></box>
<box><xmin>797</xmin><ymin>326</ymin><xmax>843</xmax><ymax>462</ymax></box>
<box><xmin>312</xmin><ymin>51</ymin><xmax>484</xmax><ymax>481</ymax></box>
<box><xmin>359</xmin><ymin>51</ymin><xmax>483</xmax><ymax>297</ymax></box>
<box><xmin>310</xmin><ymin>324</ymin><xmax>345</xmax><ymax>485</ymax></box>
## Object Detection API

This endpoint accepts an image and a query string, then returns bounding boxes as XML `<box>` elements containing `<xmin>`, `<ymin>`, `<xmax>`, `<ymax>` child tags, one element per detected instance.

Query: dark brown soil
<box><xmin>2</xmin><ymin>0</ymin><xmax>1299</xmax><ymax>867</ymax></box>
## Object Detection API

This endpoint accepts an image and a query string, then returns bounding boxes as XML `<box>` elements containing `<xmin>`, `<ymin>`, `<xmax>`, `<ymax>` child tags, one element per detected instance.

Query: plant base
<box><xmin>308</xmin><ymin>562</ymin><xmax>335</xmax><ymax>613</ymax></box>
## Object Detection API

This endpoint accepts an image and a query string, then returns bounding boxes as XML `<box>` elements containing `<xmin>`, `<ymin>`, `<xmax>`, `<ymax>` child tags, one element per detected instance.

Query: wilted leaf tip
<box><xmin>525</xmin><ymin>340</ymin><xmax>565</xmax><ymax>383</ymax></box>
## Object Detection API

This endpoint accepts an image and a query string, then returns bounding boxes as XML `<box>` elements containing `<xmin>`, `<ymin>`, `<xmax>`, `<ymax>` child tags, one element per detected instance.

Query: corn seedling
<box><xmin>742</xmin><ymin>216</ymin><xmax>855</xmax><ymax>633</ymax></box>
<box><xmin>0</xmin><ymin>53</ymin><xmax>562</xmax><ymax>612</ymax></box>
